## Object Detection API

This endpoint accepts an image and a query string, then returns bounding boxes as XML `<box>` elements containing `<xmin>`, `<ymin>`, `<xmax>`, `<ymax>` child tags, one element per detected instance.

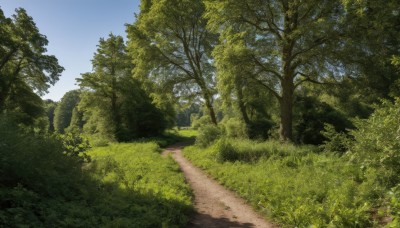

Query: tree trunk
<box><xmin>197</xmin><ymin>78</ymin><xmax>217</xmax><ymax>125</ymax></box>
<box><xmin>203</xmin><ymin>91</ymin><xmax>217</xmax><ymax>125</ymax></box>
<box><xmin>279</xmin><ymin>77</ymin><xmax>294</xmax><ymax>141</ymax></box>
<box><xmin>0</xmin><ymin>91</ymin><xmax>5</xmax><ymax>111</ymax></box>
<box><xmin>235</xmin><ymin>78</ymin><xmax>250</xmax><ymax>125</ymax></box>
<box><xmin>278</xmin><ymin>2</ymin><xmax>297</xmax><ymax>142</ymax></box>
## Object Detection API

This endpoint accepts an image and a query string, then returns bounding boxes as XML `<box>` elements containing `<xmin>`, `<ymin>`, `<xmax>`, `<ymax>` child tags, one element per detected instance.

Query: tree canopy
<box><xmin>78</xmin><ymin>34</ymin><xmax>167</xmax><ymax>143</ymax></box>
<box><xmin>127</xmin><ymin>0</ymin><xmax>218</xmax><ymax>125</ymax></box>
<box><xmin>0</xmin><ymin>8</ymin><xmax>63</xmax><ymax>111</ymax></box>
<box><xmin>205</xmin><ymin>0</ymin><xmax>348</xmax><ymax>141</ymax></box>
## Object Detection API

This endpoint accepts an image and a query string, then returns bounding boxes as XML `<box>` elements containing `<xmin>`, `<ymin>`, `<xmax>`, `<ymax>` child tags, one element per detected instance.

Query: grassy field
<box><xmin>133</xmin><ymin>128</ymin><xmax>198</xmax><ymax>147</ymax></box>
<box><xmin>183</xmin><ymin>138</ymin><xmax>385</xmax><ymax>227</ymax></box>
<box><xmin>86</xmin><ymin>142</ymin><xmax>193</xmax><ymax>227</ymax></box>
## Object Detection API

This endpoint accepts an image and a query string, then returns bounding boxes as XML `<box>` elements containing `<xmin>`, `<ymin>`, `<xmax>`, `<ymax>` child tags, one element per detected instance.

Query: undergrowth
<box><xmin>87</xmin><ymin>143</ymin><xmax>193</xmax><ymax>227</ymax></box>
<box><xmin>0</xmin><ymin>116</ymin><xmax>192</xmax><ymax>227</ymax></box>
<box><xmin>183</xmin><ymin>139</ymin><xmax>384</xmax><ymax>227</ymax></box>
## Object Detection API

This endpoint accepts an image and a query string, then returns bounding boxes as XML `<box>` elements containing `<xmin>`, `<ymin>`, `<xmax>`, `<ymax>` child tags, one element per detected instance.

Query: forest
<box><xmin>1</xmin><ymin>0</ymin><xmax>400</xmax><ymax>227</ymax></box>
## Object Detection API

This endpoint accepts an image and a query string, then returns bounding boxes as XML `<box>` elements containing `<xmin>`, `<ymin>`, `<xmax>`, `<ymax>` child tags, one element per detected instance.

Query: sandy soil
<box><xmin>163</xmin><ymin>142</ymin><xmax>277</xmax><ymax>228</ymax></box>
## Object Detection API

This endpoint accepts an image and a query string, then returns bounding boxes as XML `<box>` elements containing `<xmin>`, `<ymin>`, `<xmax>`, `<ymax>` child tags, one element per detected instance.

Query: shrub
<box><xmin>348</xmin><ymin>98</ymin><xmax>400</xmax><ymax>187</ymax></box>
<box><xmin>294</xmin><ymin>96</ymin><xmax>353</xmax><ymax>145</ymax></box>
<box><xmin>248</xmin><ymin>118</ymin><xmax>274</xmax><ymax>140</ymax></box>
<box><xmin>388</xmin><ymin>184</ymin><xmax>400</xmax><ymax>227</ymax></box>
<box><xmin>0</xmin><ymin>115</ymin><xmax>88</xmax><ymax>195</ymax></box>
<box><xmin>220</xmin><ymin>118</ymin><xmax>248</xmax><ymax>139</ymax></box>
<box><xmin>215</xmin><ymin>139</ymin><xmax>238</xmax><ymax>162</ymax></box>
<box><xmin>191</xmin><ymin>114</ymin><xmax>212</xmax><ymax>130</ymax></box>
<box><xmin>321</xmin><ymin>124</ymin><xmax>351</xmax><ymax>155</ymax></box>
<box><xmin>57</xmin><ymin>133</ymin><xmax>91</xmax><ymax>162</ymax></box>
<box><xmin>195</xmin><ymin>124</ymin><xmax>221</xmax><ymax>148</ymax></box>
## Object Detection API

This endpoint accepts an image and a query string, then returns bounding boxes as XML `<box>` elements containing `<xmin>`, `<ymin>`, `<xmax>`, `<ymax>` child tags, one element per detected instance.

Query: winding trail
<box><xmin>163</xmin><ymin>142</ymin><xmax>277</xmax><ymax>228</ymax></box>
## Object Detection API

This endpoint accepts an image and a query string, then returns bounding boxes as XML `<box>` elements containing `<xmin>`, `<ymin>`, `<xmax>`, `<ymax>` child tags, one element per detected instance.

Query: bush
<box><xmin>220</xmin><ymin>118</ymin><xmax>248</xmax><ymax>139</ymax></box>
<box><xmin>215</xmin><ymin>139</ymin><xmax>238</xmax><ymax>162</ymax></box>
<box><xmin>348</xmin><ymin>98</ymin><xmax>400</xmax><ymax>187</ymax></box>
<box><xmin>294</xmin><ymin>96</ymin><xmax>353</xmax><ymax>145</ymax></box>
<box><xmin>57</xmin><ymin>133</ymin><xmax>91</xmax><ymax>162</ymax></box>
<box><xmin>191</xmin><ymin>114</ymin><xmax>212</xmax><ymax>130</ymax></box>
<box><xmin>388</xmin><ymin>184</ymin><xmax>400</xmax><ymax>227</ymax></box>
<box><xmin>0</xmin><ymin>115</ymin><xmax>88</xmax><ymax>196</ymax></box>
<box><xmin>248</xmin><ymin>118</ymin><xmax>274</xmax><ymax>140</ymax></box>
<box><xmin>195</xmin><ymin>124</ymin><xmax>221</xmax><ymax>148</ymax></box>
<box><xmin>321</xmin><ymin>124</ymin><xmax>351</xmax><ymax>155</ymax></box>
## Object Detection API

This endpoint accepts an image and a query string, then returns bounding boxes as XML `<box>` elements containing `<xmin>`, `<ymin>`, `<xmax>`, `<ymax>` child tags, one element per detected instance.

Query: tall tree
<box><xmin>78</xmin><ymin>34</ymin><xmax>130</xmax><ymax>140</ymax></box>
<box><xmin>127</xmin><ymin>0</ymin><xmax>218</xmax><ymax>125</ymax></box>
<box><xmin>206</xmin><ymin>0</ymin><xmax>345</xmax><ymax>141</ymax></box>
<box><xmin>78</xmin><ymin>34</ymin><xmax>167</xmax><ymax>142</ymax></box>
<box><xmin>53</xmin><ymin>90</ymin><xmax>81</xmax><ymax>133</ymax></box>
<box><xmin>213</xmin><ymin>36</ymin><xmax>276</xmax><ymax>138</ymax></box>
<box><xmin>0</xmin><ymin>8</ymin><xmax>63</xmax><ymax>111</ymax></box>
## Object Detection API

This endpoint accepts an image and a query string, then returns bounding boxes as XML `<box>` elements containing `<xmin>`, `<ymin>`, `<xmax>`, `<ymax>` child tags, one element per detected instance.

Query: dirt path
<box><xmin>163</xmin><ymin>142</ymin><xmax>277</xmax><ymax>228</ymax></box>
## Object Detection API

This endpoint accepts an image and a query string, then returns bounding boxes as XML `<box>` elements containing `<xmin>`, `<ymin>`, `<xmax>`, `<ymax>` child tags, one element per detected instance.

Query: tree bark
<box><xmin>279</xmin><ymin>78</ymin><xmax>294</xmax><ymax>141</ymax></box>
<box><xmin>203</xmin><ymin>90</ymin><xmax>217</xmax><ymax>125</ymax></box>
<box><xmin>278</xmin><ymin>5</ymin><xmax>296</xmax><ymax>142</ymax></box>
<box><xmin>235</xmin><ymin>78</ymin><xmax>250</xmax><ymax>126</ymax></box>
<box><xmin>197</xmin><ymin>77</ymin><xmax>217</xmax><ymax>125</ymax></box>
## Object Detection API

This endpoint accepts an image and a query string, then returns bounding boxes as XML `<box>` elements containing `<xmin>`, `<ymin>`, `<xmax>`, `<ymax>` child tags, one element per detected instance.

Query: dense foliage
<box><xmin>78</xmin><ymin>34</ymin><xmax>168</xmax><ymax>145</ymax></box>
<box><xmin>0</xmin><ymin>8</ymin><xmax>63</xmax><ymax>124</ymax></box>
<box><xmin>0</xmin><ymin>117</ymin><xmax>192</xmax><ymax>227</ymax></box>
<box><xmin>53</xmin><ymin>90</ymin><xmax>80</xmax><ymax>133</ymax></box>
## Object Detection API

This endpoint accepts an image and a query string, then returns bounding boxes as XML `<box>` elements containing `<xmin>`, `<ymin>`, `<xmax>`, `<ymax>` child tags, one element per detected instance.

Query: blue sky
<box><xmin>0</xmin><ymin>0</ymin><xmax>140</xmax><ymax>101</ymax></box>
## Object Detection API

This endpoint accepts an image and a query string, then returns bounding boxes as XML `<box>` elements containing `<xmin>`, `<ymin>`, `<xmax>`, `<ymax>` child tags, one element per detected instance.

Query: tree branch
<box><xmin>250</xmin><ymin>77</ymin><xmax>281</xmax><ymax>100</ymax></box>
<box><xmin>253</xmin><ymin>56</ymin><xmax>283</xmax><ymax>80</ymax></box>
<box><xmin>294</xmin><ymin>71</ymin><xmax>340</xmax><ymax>89</ymax></box>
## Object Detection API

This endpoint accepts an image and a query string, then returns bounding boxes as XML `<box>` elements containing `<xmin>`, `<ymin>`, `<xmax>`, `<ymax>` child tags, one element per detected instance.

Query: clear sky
<box><xmin>0</xmin><ymin>0</ymin><xmax>140</xmax><ymax>101</ymax></box>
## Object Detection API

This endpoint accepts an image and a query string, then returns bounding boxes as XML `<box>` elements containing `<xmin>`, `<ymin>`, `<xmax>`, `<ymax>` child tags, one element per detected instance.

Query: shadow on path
<box><xmin>187</xmin><ymin>212</ymin><xmax>256</xmax><ymax>228</ymax></box>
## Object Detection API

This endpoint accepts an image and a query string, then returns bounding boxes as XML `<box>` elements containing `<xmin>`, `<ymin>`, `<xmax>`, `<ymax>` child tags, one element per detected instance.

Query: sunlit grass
<box><xmin>177</xmin><ymin>128</ymin><xmax>198</xmax><ymax>138</ymax></box>
<box><xmin>87</xmin><ymin>142</ymin><xmax>193</xmax><ymax>226</ymax></box>
<box><xmin>183</xmin><ymin>138</ymin><xmax>379</xmax><ymax>227</ymax></box>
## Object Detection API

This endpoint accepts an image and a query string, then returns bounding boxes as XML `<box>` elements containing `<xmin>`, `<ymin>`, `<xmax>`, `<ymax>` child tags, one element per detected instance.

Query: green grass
<box><xmin>86</xmin><ymin>142</ymin><xmax>193</xmax><ymax>227</ymax></box>
<box><xmin>176</xmin><ymin>129</ymin><xmax>198</xmax><ymax>138</ymax></box>
<box><xmin>183</xmin><ymin>138</ymin><xmax>384</xmax><ymax>227</ymax></box>
<box><xmin>133</xmin><ymin>128</ymin><xmax>197</xmax><ymax>148</ymax></box>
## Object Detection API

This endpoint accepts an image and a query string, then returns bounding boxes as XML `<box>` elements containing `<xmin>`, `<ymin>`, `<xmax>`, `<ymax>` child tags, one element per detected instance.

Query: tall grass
<box><xmin>183</xmin><ymin>138</ymin><xmax>383</xmax><ymax>227</ymax></box>
<box><xmin>88</xmin><ymin>143</ymin><xmax>192</xmax><ymax>203</ymax></box>
<box><xmin>85</xmin><ymin>142</ymin><xmax>193</xmax><ymax>227</ymax></box>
